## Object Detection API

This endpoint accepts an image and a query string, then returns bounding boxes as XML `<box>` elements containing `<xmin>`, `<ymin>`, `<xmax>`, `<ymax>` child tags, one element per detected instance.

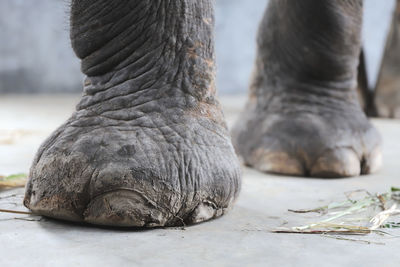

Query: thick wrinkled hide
<box><xmin>232</xmin><ymin>0</ymin><xmax>382</xmax><ymax>177</ymax></box>
<box><xmin>24</xmin><ymin>0</ymin><xmax>241</xmax><ymax>227</ymax></box>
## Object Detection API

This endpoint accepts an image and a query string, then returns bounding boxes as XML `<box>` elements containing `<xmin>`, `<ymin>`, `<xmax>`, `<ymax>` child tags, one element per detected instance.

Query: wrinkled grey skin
<box><xmin>232</xmin><ymin>0</ymin><xmax>382</xmax><ymax>178</ymax></box>
<box><xmin>24</xmin><ymin>0</ymin><xmax>241</xmax><ymax>227</ymax></box>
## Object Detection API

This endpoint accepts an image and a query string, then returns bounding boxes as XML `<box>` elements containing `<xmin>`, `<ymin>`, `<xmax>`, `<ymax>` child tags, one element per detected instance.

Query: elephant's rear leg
<box><xmin>232</xmin><ymin>0</ymin><xmax>382</xmax><ymax>178</ymax></box>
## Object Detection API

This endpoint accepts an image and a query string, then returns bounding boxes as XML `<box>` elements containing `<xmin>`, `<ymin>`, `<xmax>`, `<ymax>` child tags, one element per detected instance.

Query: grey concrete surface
<box><xmin>1</xmin><ymin>95</ymin><xmax>400</xmax><ymax>267</ymax></box>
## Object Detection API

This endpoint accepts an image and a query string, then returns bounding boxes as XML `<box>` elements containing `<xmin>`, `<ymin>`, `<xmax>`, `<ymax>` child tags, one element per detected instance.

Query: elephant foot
<box><xmin>232</xmin><ymin>86</ymin><xmax>382</xmax><ymax>178</ymax></box>
<box><xmin>232</xmin><ymin>0</ymin><xmax>382</xmax><ymax>178</ymax></box>
<box><xmin>375</xmin><ymin>75</ymin><xmax>400</xmax><ymax>118</ymax></box>
<box><xmin>374</xmin><ymin>11</ymin><xmax>400</xmax><ymax>119</ymax></box>
<box><xmin>24</xmin><ymin>0</ymin><xmax>241</xmax><ymax>227</ymax></box>
<box><xmin>24</xmin><ymin>97</ymin><xmax>241</xmax><ymax>227</ymax></box>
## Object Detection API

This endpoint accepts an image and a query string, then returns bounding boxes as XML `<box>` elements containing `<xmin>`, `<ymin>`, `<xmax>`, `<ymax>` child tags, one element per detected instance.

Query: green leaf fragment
<box><xmin>1</xmin><ymin>173</ymin><xmax>28</xmax><ymax>181</ymax></box>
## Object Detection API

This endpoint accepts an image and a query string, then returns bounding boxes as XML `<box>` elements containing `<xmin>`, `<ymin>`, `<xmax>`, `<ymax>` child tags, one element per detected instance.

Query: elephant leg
<box><xmin>232</xmin><ymin>0</ymin><xmax>382</xmax><ymax>178</ymax></box>
<box><xmin>24</xmin><ymin>0</ymin><xmax>241</xmax><ymax>227</ymax></box>
<box><xmin>375</xmin><ymin>6</ymin><xmax>400</xmax><ymax>118</ymax></box>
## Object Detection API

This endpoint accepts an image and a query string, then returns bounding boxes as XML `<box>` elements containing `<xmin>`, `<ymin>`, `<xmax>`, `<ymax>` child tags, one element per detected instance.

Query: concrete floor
<box><xmin>1</xmin><ymin>95</ymin><xmax>400</xmax><ymax>267</ymax></box>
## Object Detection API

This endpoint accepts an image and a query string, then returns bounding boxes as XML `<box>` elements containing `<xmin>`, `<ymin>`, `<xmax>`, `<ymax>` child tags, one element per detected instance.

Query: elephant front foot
<box><xmin>24</xmin><ymin>103</ymin><xmax>241</xmax><ymax>227</ymax></box>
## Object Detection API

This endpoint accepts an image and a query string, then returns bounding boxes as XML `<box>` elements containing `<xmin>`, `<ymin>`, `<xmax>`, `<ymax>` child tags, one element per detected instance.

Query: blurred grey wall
<box><xmin>0</xmin><ymin>0</ymin><xmax>83</xmax><ymax>93</ymax></box>
<box><xmin>0</xmin><ymin>0</ymin><xmax>267</xmax><ymax>95</ymax></box>
<box><xmin>0</xmin><ymin>1</ymin><xmax>394</xmax><ymax>95</ymax></box>
<box><xmin>215</xmin><ymin>0</ymin><xmax>267</xmax><ymax>94</ymax></box>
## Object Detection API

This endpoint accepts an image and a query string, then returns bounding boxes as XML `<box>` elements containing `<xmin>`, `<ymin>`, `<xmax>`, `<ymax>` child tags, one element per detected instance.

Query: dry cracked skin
<box><xmin>24</xmin><ymin>0</ymin><xmax>241</xmax><ymax>227</ymax></box>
